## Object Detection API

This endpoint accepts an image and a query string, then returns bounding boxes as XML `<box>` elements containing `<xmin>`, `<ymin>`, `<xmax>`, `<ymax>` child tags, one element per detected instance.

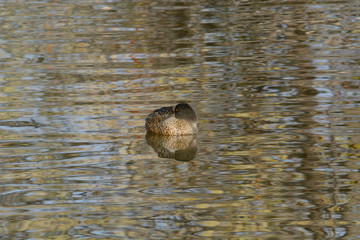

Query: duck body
<box><xmin>145</xmin><ymin>103</ymin><xmax>198</xmax><ymax>135</ymax></box>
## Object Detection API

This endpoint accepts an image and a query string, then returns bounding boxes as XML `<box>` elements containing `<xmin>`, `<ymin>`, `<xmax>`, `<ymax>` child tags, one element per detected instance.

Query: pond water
<box><xmin>0</xmin><ymin>0</ymin><xmax>359</xmax><ymax>239</ymax></box>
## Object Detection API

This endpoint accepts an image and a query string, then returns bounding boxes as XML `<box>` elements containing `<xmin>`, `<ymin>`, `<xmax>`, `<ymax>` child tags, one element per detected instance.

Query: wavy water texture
<box><xmin>0</xmin><ymin>0</ymin><xmax>359</xmax><ymax>239</ymax></box>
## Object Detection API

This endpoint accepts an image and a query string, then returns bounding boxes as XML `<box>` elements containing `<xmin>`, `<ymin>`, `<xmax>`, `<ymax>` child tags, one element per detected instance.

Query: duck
<box><xmin>145</xmin><ymin>103</ymin><xmax>198</xmax><ymax>135</ymax></box>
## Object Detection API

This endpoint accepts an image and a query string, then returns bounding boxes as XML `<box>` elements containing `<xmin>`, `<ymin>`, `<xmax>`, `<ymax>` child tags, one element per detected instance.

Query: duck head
<box><xmin>174</xmin><ymin>103</ymin><xmax>197</xmax><ymax>123</ymax></box>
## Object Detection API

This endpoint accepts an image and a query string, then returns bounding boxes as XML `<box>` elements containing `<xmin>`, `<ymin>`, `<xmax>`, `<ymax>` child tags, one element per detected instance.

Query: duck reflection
<box><xmin>145</xmin><ymin>133</ymin><xmax>198</xmax><ymax>161</ymax></box>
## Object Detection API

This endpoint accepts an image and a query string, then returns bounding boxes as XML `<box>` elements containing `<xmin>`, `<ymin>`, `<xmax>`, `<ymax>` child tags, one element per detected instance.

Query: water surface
<box><xmin>0</xmin><ymin>0</ymin><xmax>359</xmax><ymax>239</ymax></box>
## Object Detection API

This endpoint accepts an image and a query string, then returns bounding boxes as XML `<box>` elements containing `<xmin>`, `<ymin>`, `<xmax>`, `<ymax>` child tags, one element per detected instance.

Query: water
<box><xmin>0</xmin><ymin>0</ymin><xmax>359</xmax><ymax>239</ymax></box>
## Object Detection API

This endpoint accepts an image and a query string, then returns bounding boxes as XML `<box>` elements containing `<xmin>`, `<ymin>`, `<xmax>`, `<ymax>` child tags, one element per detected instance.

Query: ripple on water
<box><xmin>0</xmin><ymin>0</ymin><xmax>359</xmax><ymax>239</ymax></box>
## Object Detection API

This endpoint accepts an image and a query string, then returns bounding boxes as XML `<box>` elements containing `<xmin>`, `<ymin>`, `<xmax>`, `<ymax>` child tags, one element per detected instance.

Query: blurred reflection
<box><xmin>0</xmin><ymin>119</ymin><xmax>43</xmax><ymax>128</ymax></box>
<box><xmin>0</xmin><ymin>0</ymin><xmax>359</xmax><ymax>239</ymax></box>
<box><xmin>146</xmin><ymin>133</ymin><xmax>198</xmax><ymax>161</ymax></box>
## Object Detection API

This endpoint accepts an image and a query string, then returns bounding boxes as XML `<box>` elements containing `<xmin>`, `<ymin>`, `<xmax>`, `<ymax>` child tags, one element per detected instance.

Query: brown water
<box><xmin>1</xmin><ymin>1</ymin><xmax>360</xmax><ymax>239</ymax></box>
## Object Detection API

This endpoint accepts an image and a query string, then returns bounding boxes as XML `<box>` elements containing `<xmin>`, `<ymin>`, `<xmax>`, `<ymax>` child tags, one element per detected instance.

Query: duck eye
<box><xmin>175</xmin><ymin>108</ymin><xmax>179</xmax><ymax>112</ymax></box>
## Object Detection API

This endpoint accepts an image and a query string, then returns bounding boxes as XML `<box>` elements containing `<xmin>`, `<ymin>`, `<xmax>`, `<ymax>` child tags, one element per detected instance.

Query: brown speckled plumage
<box><xmin>145</xmin><ymin>103</ymin><xmax>198</xmax><ymax>135</ymax></box>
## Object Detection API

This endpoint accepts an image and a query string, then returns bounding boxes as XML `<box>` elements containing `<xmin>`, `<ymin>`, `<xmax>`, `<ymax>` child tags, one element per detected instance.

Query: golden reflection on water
<box><xmin>0</xmin><ymin>0</ymin><xmax>360</xmax><ymax>239</ymax></box>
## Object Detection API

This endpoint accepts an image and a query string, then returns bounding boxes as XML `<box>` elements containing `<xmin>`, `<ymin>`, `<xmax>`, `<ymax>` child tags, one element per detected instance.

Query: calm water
<box><xmin>0</xmin><ymin>0</ymin><xmax>359</xmax><ymax>239</ymax></box>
